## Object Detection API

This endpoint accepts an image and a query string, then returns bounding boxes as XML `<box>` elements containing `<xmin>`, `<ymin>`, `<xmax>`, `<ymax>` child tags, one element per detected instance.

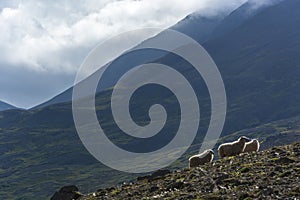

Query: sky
<box><xmin>0</xmin><ymin>0</ymin><xmax>255</xmax><ymax>109</ymax></box>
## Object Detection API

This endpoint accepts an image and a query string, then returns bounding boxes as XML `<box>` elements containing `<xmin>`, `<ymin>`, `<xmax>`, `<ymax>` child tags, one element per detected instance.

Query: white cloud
<box><xmin>0</xmin><ymin>0</ymin><xmax>249</xmax><ymax>74</ymax></box>
<box><xmin>4</xmin><ymin>0</ymin><xmax>284</xmax><ymax>108</ymax></box>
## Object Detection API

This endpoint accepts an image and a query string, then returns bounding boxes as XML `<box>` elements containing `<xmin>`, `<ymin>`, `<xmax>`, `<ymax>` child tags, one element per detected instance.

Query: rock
<box><xmin>151</xmin><ymin>169</ymin><xmax>170</xmax><ymax>179</ymax></box>
<box><xmin>274</xmin><ymin>166</ymin><xmax>282</xmax><ymax>172</ymax></box>
<box><xmin>239</xmin><ymin>167</ymin><xmax>250</xmax><ymax>173</ymax></box>
<box><xmin>106</xmin><ymin>187</ymin><xmax>116</xmax><ymax>192</ymax></box>
<box><xmin>274</xmin><ymin>157</ymin><xmax>295</xmax><ymax>164</ymax></box>
<box><xmin>178</xmin><ymin>194</ymin><xmax>195</xmax><ymax>199</ymax></box>
<box><xmin>51</xmin><ymin>185</ymin><xmax>82</xmax><ymax>200</ymax></box>
<box><xmin>215</xmin><ymin>173</ymin><xmax>230</xmax><ymax>184</ymax></box>
<box><xmin>262</xmin><ymin>187</ymin><xmax>273</xmax><ymax>196</ymax></box>
<box><xmin>137</xmin><ymin>175</ymin><xmax>151</xmax><ymax>181</ymax></box>
<box><xmin>149</xmin><ymin>186</ymin><xmax>159</xmax><ymax>193</ymax></box>
<box><xmin>166</xmin><ymin>181</ymin><xmax>184</xmax><ymax>191</ymax></box>
<box><xmin>96</xmin><ymin>188</ymin><xmax>106</xmax><ymax>196</ymax></box>
<box><xmin>269</xmin><ymin>171</ymin><xmax>276</xmax><ymax>177</ymax></box>
<box><xmin>238</xmin><ymin>193</ymin><xmax>249</xmax><ymax>199</ymax></box>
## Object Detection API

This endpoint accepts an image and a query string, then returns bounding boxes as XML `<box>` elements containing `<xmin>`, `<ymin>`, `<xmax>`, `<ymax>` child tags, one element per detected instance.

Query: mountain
<box><xmin>209</xmin><ymin>0</ymin><xmax>278</xmax><ymax>40</ymax></box>
<box><xmin>32</xmin><ymin>87</ymin><xmax>73</xmax><ymax>109</ymax></box>
<box><xmin>0</xmin><ymin>100</ymin><xmax>16</xmax><ymax>111</ymax></box>
<box><xmin>61</xmin><ymin>141</ymin><xmax>300</xmax><ymax>200</ymax></box>
<box><xmin>32</xmin><ymin>13</ymin><xmax>225</xmax><ymax>110</ymax></box>
<box><xmin>1</xmin><ymin>0</ymin><xmax>300</xmax><ymax>199</ymax></box>
<box><xmin>33</xmin><ymin>0</ymin><xmax>283</xmax><ymax>110</ymax></box>
<box><xmin>172</xmin><ymin>13</ymin><xmax>224</xmax><ymax>43</ymax></box>
<box><xmin>203</xmin><ymin>0</ymin><xmax>300</xmax><ymax>132</ymax></box>
<box><xmin>1</xmin><ymin>106</ymin><xmax>299</xmax><ymax>199</ymax></box>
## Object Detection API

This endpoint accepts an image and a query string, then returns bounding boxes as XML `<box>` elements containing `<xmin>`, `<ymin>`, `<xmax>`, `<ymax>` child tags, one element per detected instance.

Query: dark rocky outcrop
<box><xmin>51</xmin><ymin>185</ymin><xmax>82</xmax><ymax>200</ymax></box>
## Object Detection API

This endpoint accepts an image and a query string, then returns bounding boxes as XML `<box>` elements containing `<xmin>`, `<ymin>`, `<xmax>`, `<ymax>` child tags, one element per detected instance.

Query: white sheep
<box><xmin>218</xmin><ymin>136</ymin><xmax>251</xmax><ymax>158</ymax></box>
<box><xmin>189</xmin><ymin>149</ymin><xmax>214</xmax><ymax>168</ymax></box>
<box><xmin>243</xmin><ymin>139</ymin><xmax>260</xmax><ymax>153</ymax></box>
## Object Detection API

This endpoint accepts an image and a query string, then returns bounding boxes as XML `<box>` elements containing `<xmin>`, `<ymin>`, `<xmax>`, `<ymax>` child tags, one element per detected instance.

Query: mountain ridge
<box><xmin>0</xmin><ymin>100</ymin><xmax>17</xmax><ymax>111</ymax></box>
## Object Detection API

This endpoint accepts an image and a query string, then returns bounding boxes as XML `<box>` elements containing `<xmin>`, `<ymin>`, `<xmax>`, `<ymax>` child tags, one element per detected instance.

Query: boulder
<box><xmin>51</xmin><ymin>185</ymin><xmax>82</xmax><ymax>200</ymax></box>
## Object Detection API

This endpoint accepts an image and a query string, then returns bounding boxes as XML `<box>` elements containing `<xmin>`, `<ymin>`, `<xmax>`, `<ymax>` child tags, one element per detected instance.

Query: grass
<box><xmin>0</xmin><ymin>86</ymin><xmax>300</xmax><ymax>199</ymax></box>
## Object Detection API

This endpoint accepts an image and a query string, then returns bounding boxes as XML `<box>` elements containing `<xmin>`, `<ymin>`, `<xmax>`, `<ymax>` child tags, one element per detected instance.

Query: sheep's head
<box><xmin>208</xmin><ymin>150</ymin><xmax>214</xmax><ymax>155</ymax></box>
<box><xmin>239</xmin><ymin>136</ymin><xmax>251</xmax><ymax>143</ymax></box>
<box><xmin>252</xmin><ymin>139</ymin><xmax>259</xmax><ymax>143</ymax></box>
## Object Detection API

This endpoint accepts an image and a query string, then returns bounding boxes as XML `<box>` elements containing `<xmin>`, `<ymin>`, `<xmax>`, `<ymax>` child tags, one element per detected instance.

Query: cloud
<box><xmin>0</xmin><ymin>0</ymin><xmax>249</xmax><ymax>74</ymax></box>
<box><xmin>3</xmin><ymin>0</ymin><xmax>274</xmax><ymax>108</ymax></box>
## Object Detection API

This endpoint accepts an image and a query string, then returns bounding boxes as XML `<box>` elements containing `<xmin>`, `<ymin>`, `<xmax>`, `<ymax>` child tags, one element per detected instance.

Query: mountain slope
<box><xmin>33</xmin><ymin>0</ymin><xmax>280</xmax><ymax>109</ymax></box>
<box><xmin>32</xmin><ymin>13</ymin><xmax>225</xmax><ymax>109</ymax></box>
<box><xmin>78</xmin><ymin>141</ymin><xmax>300</xmax><ymax>200</ymax></box>
<box><xmin>29</xmin><ymin>0</ymin><xmax>300</xmax><ymax>145</ymax></box>
<box><xmin>172</xmin><ymin>14</ymin><xmax>224</xmax><ymax>43</ymax></box>
<box><xmin>203</xmin><ymin>0</ymin><xmax>300</xmax><ymax>132</ymax></box>
<box><xmin>32</xmin><ymin>0</ymin><xmax>300</xmax><ymax>135</ymax></box>
<box><xmin>32</xmin><ymin>87</ymin><xmax>73</xmax><ymax>109</ymax></box>
<box><xmin>1</xmin><ymin>107</ymin><xmax>299</xmax><ymax>199</ymax></box>
<box><xmin>209</xmin><ymin>0</ymin><xmax>278</xmax><ymax>40</ymax></box>
<box><xmin>0</xmin><ymin>100</ymin><xmax>16</xmax><ymax>111</ymax></box>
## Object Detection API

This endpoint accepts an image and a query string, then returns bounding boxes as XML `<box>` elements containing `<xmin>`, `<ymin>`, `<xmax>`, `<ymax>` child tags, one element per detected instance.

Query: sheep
<box><xmin>243</xmin><ymin>139</ymin><xmax>260</xmax><ymax>153</ymax></box>
<box><xmin>218</xmin><ymin>136</ymin><xmax>251</xmax><ymax>158</ymax></box>
<box><xmin>189</xmin><ymin>149</ymin><xmax>214</xmax><ymax>169</ymax></box>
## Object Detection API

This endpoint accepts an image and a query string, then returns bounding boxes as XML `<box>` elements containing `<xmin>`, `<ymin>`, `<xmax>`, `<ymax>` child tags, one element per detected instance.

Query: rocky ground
<box><xmin>52</xmin><ymin>142</ymin><xmax>300</xmax><ymax>200</ymax></box>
